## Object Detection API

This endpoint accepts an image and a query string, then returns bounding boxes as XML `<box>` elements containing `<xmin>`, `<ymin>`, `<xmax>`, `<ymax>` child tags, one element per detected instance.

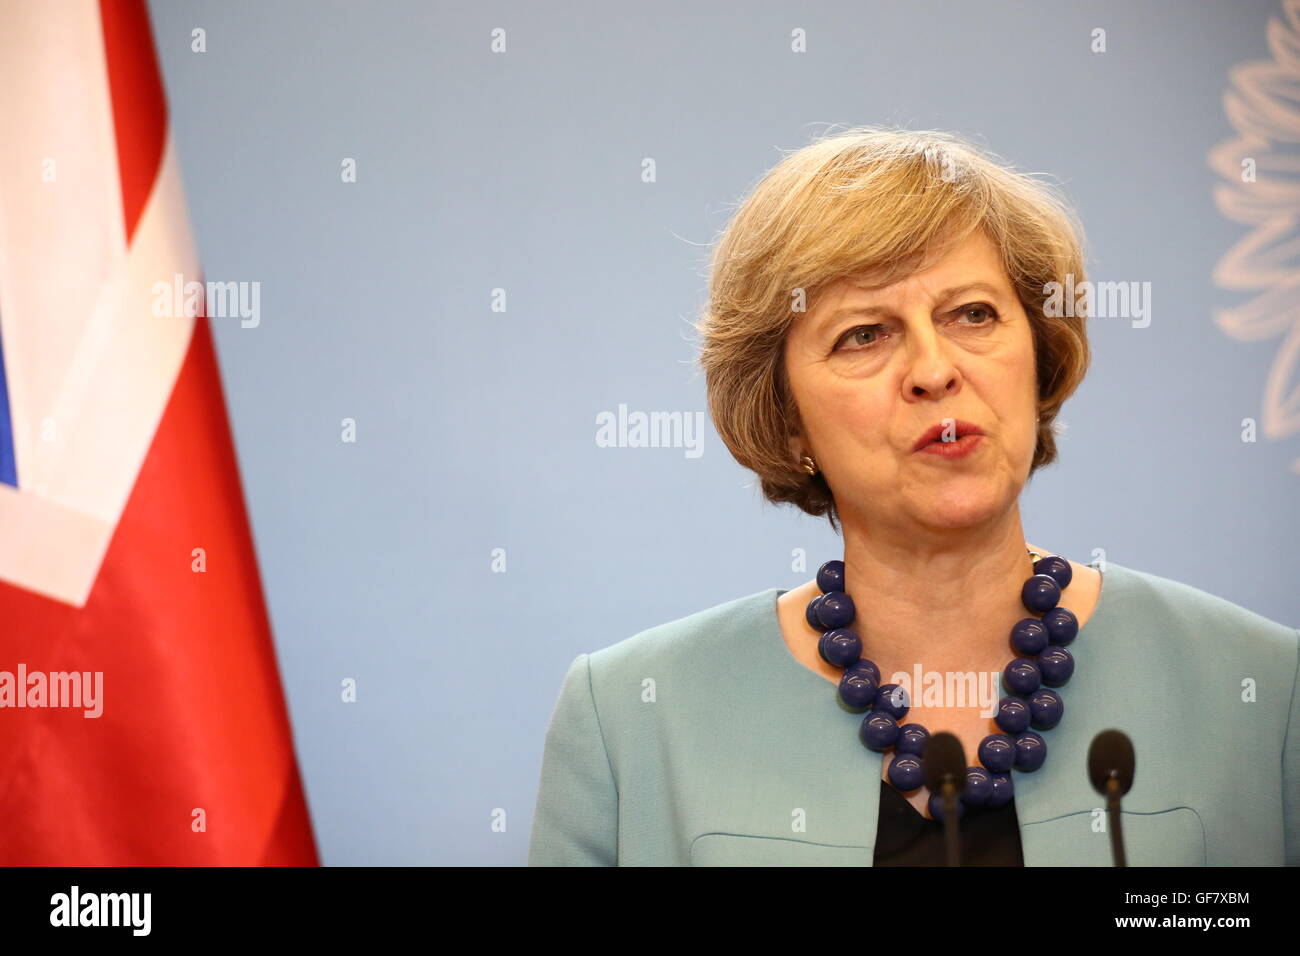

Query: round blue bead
<box><xmin>994</xmin><ymin>696</ymin><xmax>1032</xmax><ymax>734</ymax></box>
<box><xmin>961</xmin><ymin>766</ymin><xmax>994</xmax><ymax>807</ymax></box>
<box><xmin>838</xmin><ymin>671</ymin><xmax>877</xmax><ymax>709</ymax></box>
<box><xmin>1003</xmin><ymin>658</ymin><xmax>1042</xmax><ymax>696</ymax></box>
<box><xmin>822</xmin><ymin>628</ymin><xmax>862</xmax><ymax>667</ymax></box>
<box><xmin>1028</xmin><ymin>687</ymin><xmax>1064</xmax><ymax>729</ymax></box>
<box><xmin>1033</xmin><ymin>555</ymin><xmax>1073</xmax><ymax>590</ymax></box>
<box><xmin>987</xmin><ymin>773</ymin><xmax>1014</xmax><ymax>808</ymax></box>
<box><xmin>874</xmin><ymin>683</ymin><xmax>910</xmax><ymax>720</ymax></box>
<box><xmin>846</xmin><ymin>658</ymin><xmax>880</xmax><ymax>685</ymax></box>
<box><xmin>816</xmin><ymin>591</ymin><xmax>856</xmax><ymax>629</ymax></box>
<box><xmin>896</xmin><ymin>723</ymin><xmax>930</xmax><ymax>755</ymax></box>
<box><xmin>1010</xmin><ymin>617</ymin><xmax>1050</xmax><ymax>656</ymax></box>
<box><xmin>1042</xmin><ymin>606</ymin><xmax>1079</xmax><ymax>645</ymax></box>
<box><xmin>1014</xmin><ymin>730</ymin><xmax>1047</xmax><ymax>770</ymax></box>
<box><xmin>1038</xmin><ymin>645</ymin><xmax>1075</xmax><ymax>686</ymax></box>
<box><xmin>888</xmin><ymin>753</ymin><xmax>925</xmax><ymax>791</ymax></box>
<box><xmin>1021</xmin><ymin>573</ymin><xmax>1061</xmax><ymax>613</ymax></box>
<box><xmin>816</xmin><ymin>560</ymin><xmax>845</xmax><ymax>594</ymax></box>
<box><xmin>928</xmin><ymin>791</ymin><xmax>966</xmax><ymax>822</ymax></box>
<box><xmin>816</xmin><ymin>631</ymin><xmax>832</xmax><ymax>665</ymax></box>
<box><xmin>805</xmin><ymin>595</ymin><xmax>824</xmax><ymax>630</ymax></box>
<box><xmin>859</xmin><ymin>711</ymin><xmax>900</xmax><ymax>751</ymax></box>
<box><xmin>978</xmin><ymin>733</ymin><xmax>1016</xmax><ymax>773</ymax></box>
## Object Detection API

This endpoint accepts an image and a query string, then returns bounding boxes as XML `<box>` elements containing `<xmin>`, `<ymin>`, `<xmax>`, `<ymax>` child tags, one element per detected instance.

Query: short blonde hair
<box><xmin>695</xmin><ymin>126</ymin><xmax>1091</xmax><ymax>532</ymax></box>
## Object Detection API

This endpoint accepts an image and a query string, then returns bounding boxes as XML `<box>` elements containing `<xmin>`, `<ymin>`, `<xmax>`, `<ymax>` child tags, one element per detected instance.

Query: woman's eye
<box><xmin>833</xmin><ymin>305</ymin><xmax>999</xmax><ymax>353</ymax></box>
<box><xmin>956</xmin><ymin>303</ymin><xmax>999</xmax><ymax>325</ymax></box>
<box><xmin>834</xmin><ymin>325</ymin><xmax>883</xmax><ymax>352</ymax></box>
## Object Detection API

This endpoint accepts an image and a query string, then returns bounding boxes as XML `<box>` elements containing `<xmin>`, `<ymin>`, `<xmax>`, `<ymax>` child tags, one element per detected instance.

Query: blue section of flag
<box><xmin>0</xmin><ymin>313</ymin><xmax>16</xmax><ymax>487</ymax></box>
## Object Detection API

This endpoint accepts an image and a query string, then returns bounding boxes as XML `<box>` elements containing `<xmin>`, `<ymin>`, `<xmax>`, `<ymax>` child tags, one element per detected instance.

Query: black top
<box><xmin>873</xmin><ymin>780</ymin><xmax>1024</xmax><ymax>866</ymax></box>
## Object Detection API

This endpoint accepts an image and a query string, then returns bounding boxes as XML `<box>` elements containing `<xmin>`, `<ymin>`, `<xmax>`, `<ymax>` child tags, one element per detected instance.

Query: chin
<box><xmin>913</xmin><ymin>484</ymin><xmax>1009</xmax><ymax>529</ymax></box>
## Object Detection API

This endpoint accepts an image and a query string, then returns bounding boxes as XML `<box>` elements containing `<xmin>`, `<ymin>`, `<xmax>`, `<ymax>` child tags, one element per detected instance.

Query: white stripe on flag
<box><xmin>0</xmin><ymin>1</ymin><xmax>197</xmax><ymax>606</ymax></box>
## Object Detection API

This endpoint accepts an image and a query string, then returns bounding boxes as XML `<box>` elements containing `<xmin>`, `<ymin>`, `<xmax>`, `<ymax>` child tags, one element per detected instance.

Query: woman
<box><xmin>527</xmin><ymin>127</ymin><xmax>1300</xmax><ymax>866</ymax></box>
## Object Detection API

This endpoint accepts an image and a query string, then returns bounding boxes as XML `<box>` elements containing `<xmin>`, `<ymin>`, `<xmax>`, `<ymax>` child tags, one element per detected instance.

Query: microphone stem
<box><xmin>943</xmin><ymin>779</ymin><xmax>961</xmax><ymax>866</ymax></box>
<box><xmin>1107</xmin><ymin>777</ymin><xmax>1126</xmax><ymax>867</ymax></box>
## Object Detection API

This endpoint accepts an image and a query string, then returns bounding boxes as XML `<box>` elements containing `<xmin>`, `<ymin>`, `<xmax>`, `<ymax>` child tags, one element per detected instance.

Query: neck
<box><xmin>837</xmin><ymin>507</ymin><xmax>1037</xmax><ymax>677</ymax></box>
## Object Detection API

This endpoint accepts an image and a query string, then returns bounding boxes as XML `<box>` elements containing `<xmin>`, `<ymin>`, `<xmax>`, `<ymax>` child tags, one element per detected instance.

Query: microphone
<box><xmin>1087</xmin><ymin>729</ymin><xmax>1135</xmax><ymax>867</ymax></box>
<box><xmin>922</xmin><ymin>732</ymin><xmax>967</xmax><ymax>866</ymax></box>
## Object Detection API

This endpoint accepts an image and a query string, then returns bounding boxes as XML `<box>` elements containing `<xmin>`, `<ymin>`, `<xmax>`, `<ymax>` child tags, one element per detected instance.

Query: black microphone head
<box><xmin>1088</xmin><ymin>729</ymin><xmax>1135</xmax><ymax>795</ymax></box>
<box><xmin>922</xmin><ymin>732</ymin><xmax>967</xmax><ymax>792</ymax></box>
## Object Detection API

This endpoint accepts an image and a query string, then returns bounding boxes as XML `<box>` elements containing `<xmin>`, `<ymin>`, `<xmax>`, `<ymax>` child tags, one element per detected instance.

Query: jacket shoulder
<box><xmin>1107</xmin><ymin>561</ymin><xmax>1297</xmax><ymax>652</ymax></box>
<box><xmin>584</xmin><ymin>587</ymin><xmax>780</xmax><ymax>686</ymax></box>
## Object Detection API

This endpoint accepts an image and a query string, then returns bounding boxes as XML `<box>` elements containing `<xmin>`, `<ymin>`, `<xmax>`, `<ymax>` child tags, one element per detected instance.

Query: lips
<box><xmin>912</xmin><ymin>419</ymin><xmax>985</xmax><ymax>452</ymax></box>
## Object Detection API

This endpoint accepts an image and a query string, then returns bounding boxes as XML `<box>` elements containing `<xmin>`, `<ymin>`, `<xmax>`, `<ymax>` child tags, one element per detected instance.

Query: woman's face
<box><xmin>784</xmin><ymin>228</ymin><xmax>1040</xmax><ymax>536</ymax></box>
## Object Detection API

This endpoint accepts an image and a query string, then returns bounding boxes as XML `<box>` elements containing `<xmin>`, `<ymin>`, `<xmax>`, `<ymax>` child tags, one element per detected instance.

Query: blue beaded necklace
<box><xmin>805</xmin><ymin>548</ymin><xmax>1078</xmax><ymax>821</ymax></box>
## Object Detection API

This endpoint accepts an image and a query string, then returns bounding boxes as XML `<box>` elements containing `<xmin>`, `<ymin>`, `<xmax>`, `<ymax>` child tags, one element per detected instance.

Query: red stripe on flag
<box><xmin>0</xmin><ymin>319</ymin><xmax>320</xmax><ymax>865</ymax></box>
<box><xmin>99</xmin><ymin>0</ymin><xmax>167</xmax><ymax>244</ymax></box>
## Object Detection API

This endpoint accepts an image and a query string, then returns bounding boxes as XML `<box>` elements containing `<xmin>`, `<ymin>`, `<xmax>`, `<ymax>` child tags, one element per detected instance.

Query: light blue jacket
<box><xmin>528</xmin><ymin>562</ymin><xmax>1299</xmax><ymax>865</ymax></box>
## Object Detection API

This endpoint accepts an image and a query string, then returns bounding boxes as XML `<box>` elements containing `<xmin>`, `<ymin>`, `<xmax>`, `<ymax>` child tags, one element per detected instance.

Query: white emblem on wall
<box><xmin>1210</xmin><ymin>0</ymin><xmax>1300</xmax><ymax>475</ymax></box>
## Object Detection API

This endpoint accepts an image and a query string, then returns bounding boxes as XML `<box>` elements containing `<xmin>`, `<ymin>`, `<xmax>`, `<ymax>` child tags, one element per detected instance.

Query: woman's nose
<box><xmin>901</xmin><ymin>326</ymin><xmax>961</xmax><ymax>399</ymax></box>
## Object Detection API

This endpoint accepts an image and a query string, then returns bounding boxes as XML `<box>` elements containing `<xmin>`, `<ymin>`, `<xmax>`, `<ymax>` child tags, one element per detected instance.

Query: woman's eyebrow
<box><xmin>816</xmin><ymin>280</ymin><xmax>1006</xmax><ymax>333</ymax></box>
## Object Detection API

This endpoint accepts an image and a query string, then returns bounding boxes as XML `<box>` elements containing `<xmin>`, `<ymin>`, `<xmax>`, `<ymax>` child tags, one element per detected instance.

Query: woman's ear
<box><xmin>788</xmin><ymin>433</ymin><xmax>819</xmax><ymax>475</ymax></box>
<box><xmin>786</xmin><ymin>432</ymin><xmax>805</xmax><ymax>464</ymax></box>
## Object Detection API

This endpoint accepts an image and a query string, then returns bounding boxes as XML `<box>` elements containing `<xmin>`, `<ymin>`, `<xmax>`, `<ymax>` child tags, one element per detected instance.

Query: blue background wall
<box><xmin>147</xmin><ymin>0</ymin><xmax>1298</xmax><ymax>864</ymax></box>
